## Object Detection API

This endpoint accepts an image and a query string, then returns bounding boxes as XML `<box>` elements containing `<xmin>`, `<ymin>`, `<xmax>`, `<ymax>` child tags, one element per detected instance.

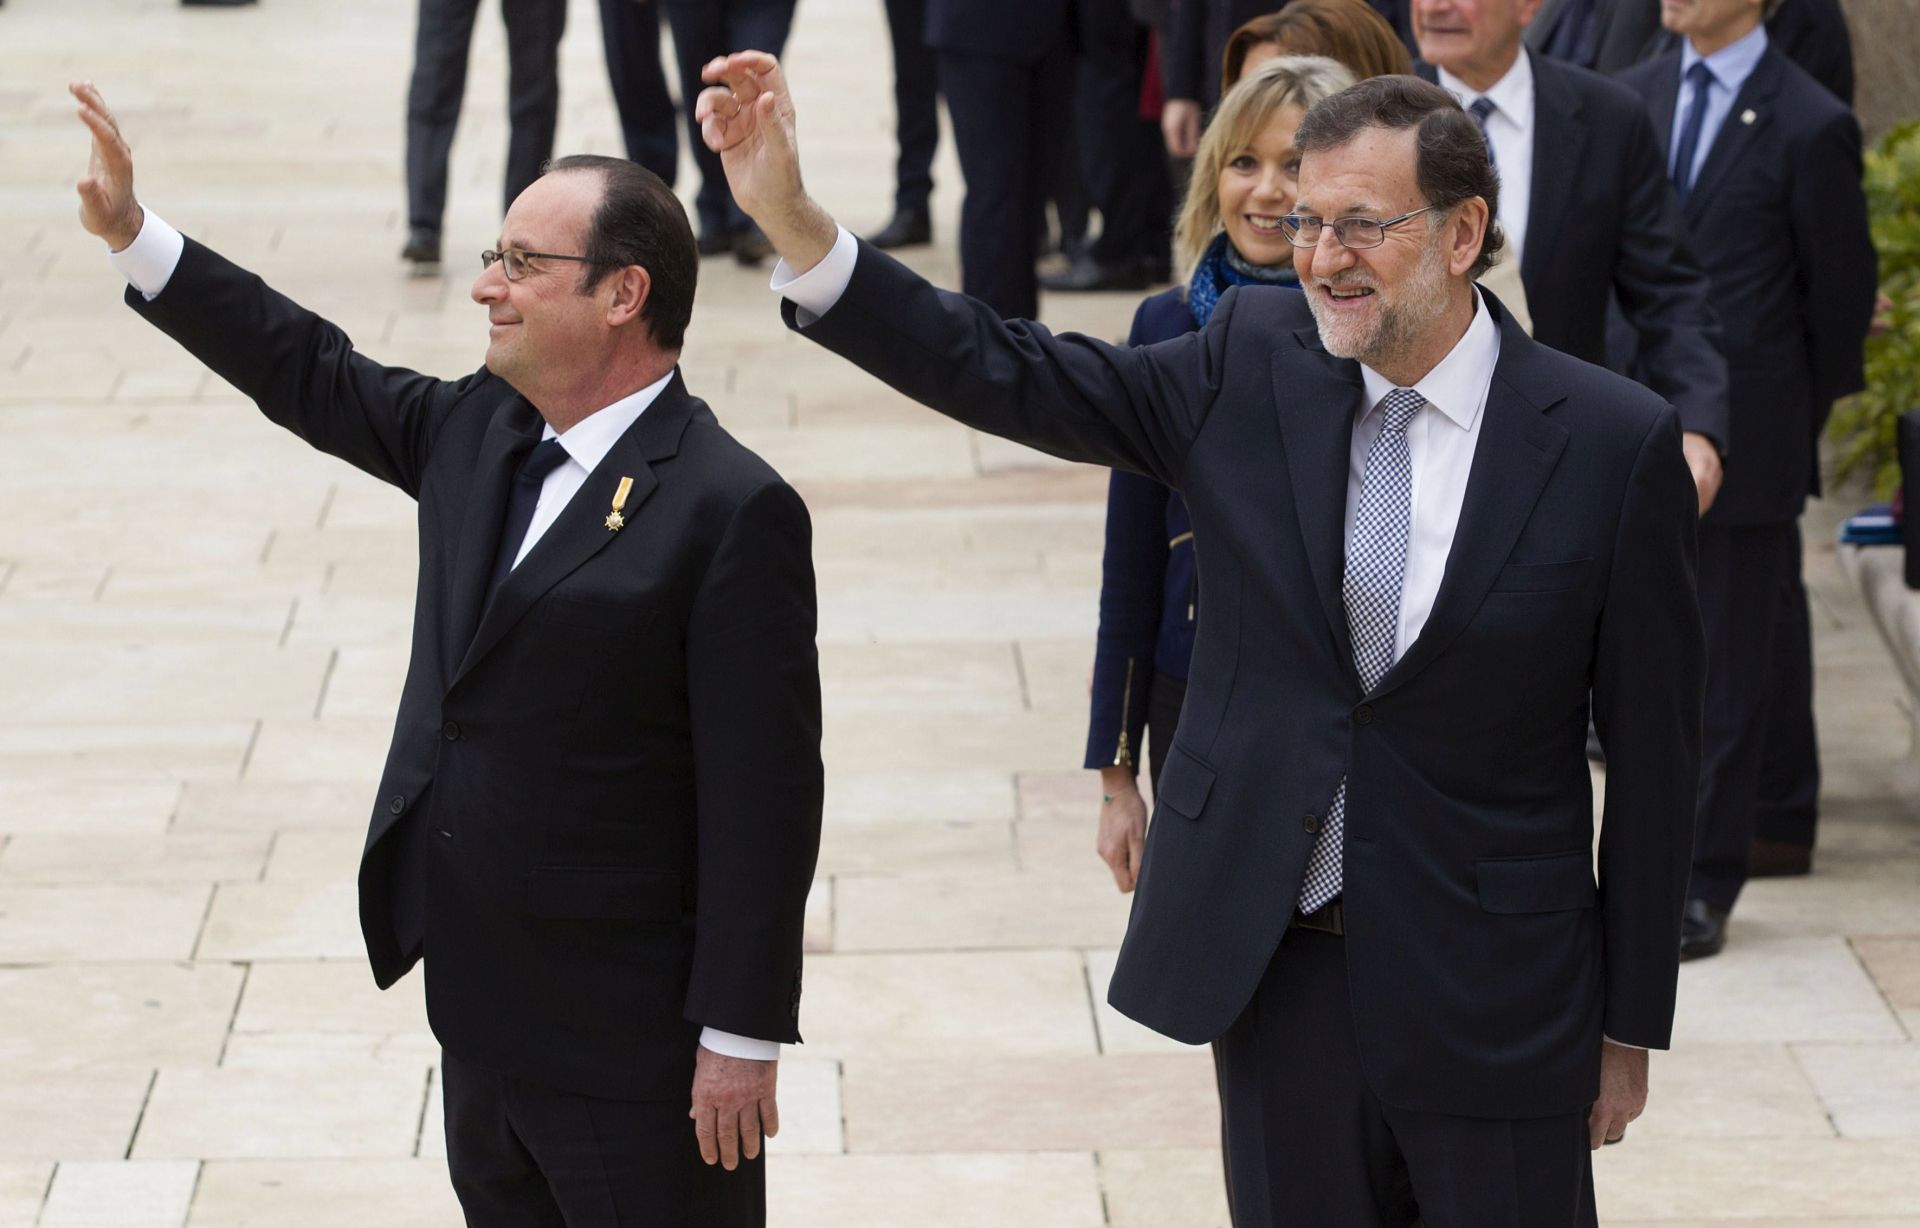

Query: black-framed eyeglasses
<box><xmin>480</xmin><ymin>247</ymin><xmax>604</xmax><ymax>281</ymax></box>
<box><xmin>1279</xmin><ymin>205</ymin><xmax>1444</xmax><ymax>250</ymax></box>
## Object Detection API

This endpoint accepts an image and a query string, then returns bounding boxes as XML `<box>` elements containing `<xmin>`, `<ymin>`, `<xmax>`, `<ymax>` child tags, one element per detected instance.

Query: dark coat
<box><xmin>1422</xmin><ymin>52</ymin><xmax>1733</xmax><ymax>452</ymax></box>
<box><xmin>789</xmin><ymin>242</ymin><xmax>1703</xmax><ymax>1119</ymax></box>
<box><xmin>130</xmin><ymin>238</ymin><xmax>824</xmax><ymax>1101</ymax></box>
<box><xmin>1086</xmin><ymin>287</ymin><xmax>1197</xmax><ymax>772</ymax></box>
<box><xmin>925</xmin><ymin>0</ymin><xmax>1071</xmax><ymax>59</ymax></box>
<box><xmin>1617</xmin><ymin>46</ymin><xmax>1876</xmax><ymax>524</ymax></box>
<box><xmin>1531</xmin><ymin>0</ymin><xmax>1851</xmax><ymax>100</ymax></box>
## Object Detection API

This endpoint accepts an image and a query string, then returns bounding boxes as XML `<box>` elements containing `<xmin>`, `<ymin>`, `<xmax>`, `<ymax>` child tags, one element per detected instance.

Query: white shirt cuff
<box><xmin>698</xmin><ymin>1026</ymin><xmax>780</xmax><ymax>1062</ymax></box>
<box><xmin>108</xmin><ymin>209</ymin><xmax>186</xmax><ymax>301</ymax></box>
<box><xmin>1602</xmin><ymin>1036</ymin><xmax>1648</xmax><ymax>1050</ymax></box>
<box><xmin>768</xmin><ymin>224</ymin><xmax>858</xmax><ymax>326</ymax></box>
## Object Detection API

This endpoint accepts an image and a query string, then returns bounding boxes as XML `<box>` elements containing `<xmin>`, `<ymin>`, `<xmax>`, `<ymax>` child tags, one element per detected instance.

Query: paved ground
<box><xmin>1</xmin><ymin>0</ymin><xmax>1917</xmax><ymax>1223</ymax></box>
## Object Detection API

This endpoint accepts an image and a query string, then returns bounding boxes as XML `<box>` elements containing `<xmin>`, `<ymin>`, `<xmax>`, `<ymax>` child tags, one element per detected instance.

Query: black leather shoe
<box><xmin>1039</xmin><ymin>252</ymin><xmax>1154</xmax><ymax>293</ymax></box>
<box><xmin>696</xmin><ymin>231</ymin><xmax>732</xmax><ymax>257</ymax></box>
<box><xmin>1748</xmin><ymin>838</ymin><xmax>1813</xmax><ymax>878</ymax></box>
<box><xmin>732</xmin><ymin>224</ymin><xmax>773</xmax><ymax>266</ymax></box>
<box><xmin>400</xmin><ymin>229</ymin><xmax>441</xmax><ymax>276</ymax></box>
<box><xmin>1679</xmin><ymin>899</ymin><xmax>1729</xmax><ymax>961</ymax></box>
<box><xmin>867</xmin><ymin>208</ymin><xmax>932</xmax><ymax>250</ymax></box>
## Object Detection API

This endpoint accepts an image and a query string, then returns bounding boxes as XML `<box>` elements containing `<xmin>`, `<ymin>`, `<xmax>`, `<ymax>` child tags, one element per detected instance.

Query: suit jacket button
<box><xmin>1303</xmin><ymin>814</ymin><xmax>1320</xmax><ymax>833</ymax></box>
<box><xmin>442</xmin><ymin>721</ymin><xmax>461</xmax><ymax>741</ymax></box>
<box><xmin>388</xmin><ymin>795</ymin><xmax>406</xmax><ymax>815</ymax></box>
<box><xmin>1355</xmin><ymin>704</ymin><xmax>1374</xmax><ymax>726</ymax></box>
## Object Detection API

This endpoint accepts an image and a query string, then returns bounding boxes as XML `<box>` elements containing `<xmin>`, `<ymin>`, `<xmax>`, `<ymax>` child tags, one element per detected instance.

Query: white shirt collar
<box><xmin>541</xmin><ymin>368</ymin><xmax>677</xmax><ymax>471</ymax></box>
<box><xmin>1437</xmin><ymin>49</ymin><xmax>1535</xmax><ymax>134</ymax></box>
<box><xmin>1358</xmin><ymin>287</ymin><xmax>1501</xmax><ymax>431</ymax></box>
<box><xmin>1680</xmin><ymin>22</ymin><xmax>1769</xmax><ymax>94</ymax></box>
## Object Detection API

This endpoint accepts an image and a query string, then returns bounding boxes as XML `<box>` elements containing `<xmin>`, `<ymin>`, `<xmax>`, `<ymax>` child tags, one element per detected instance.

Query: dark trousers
<box><xmin>442</xmin><ymin>1049</ymin><xmax>764</xmax><ymax>1227</ymax></box>
<box><xmin>598</xmin><ymin>0</ymin><xmax>679</xmax><ymax>184</ymax></box>
<box><xmin>938</xmin><ymin>37</ymin><xmax>1074</xmax><ymax>320</ymax></box>
<box><xmin>883</xmin><ymin>0</ymin><xmax>938</xmax><ymax>214</ymax></box>
<box><xmin>1691</xmin><ymin>520</ymin><xmax>1811</xmax><ymax>909</ymax></box>
<box><xmin>1144</xmin><ymin>669</ymin><xmax>1187</xmax><ymax>793</ymax></box>
<box><xmin>1076</xmin><ymin>0</ymin><xmax>1172</xmax><ymax>267</ymax></box>
<box><xmin>405</xmin><ymin>0</ymin><xmax>568</xmax><ymax>236</ymax></box>
<box><xmin>1754</xmin><ymin>548</ymin><xmax>1821</xmax><ymax>849</ymax></box>
<box><xmin>1213</xmin><ymin>929</ymin><xmax>1596</xmax><ymax>1227</ymax></box>
<box><xmin>663</xmin><ymin>0</ymin><xmax>798</xmax><ymax>239</ymax></box>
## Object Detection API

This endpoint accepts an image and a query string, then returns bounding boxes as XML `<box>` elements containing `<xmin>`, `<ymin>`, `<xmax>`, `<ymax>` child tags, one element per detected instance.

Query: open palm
<box><xmin>695</xmin><ymin>52</ymin><xmax>805</xmax><ymax>224</ymax></box>
<box><xmin>70</xmin><ymin>81</ymin><xmax>144</xmax><ymax>250</ymax></box>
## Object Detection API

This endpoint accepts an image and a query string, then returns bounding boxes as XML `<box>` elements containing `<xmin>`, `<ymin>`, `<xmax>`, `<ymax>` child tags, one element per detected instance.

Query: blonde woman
<box><xmin>1090</xmin><ymin>55</ymin><xmax>1357</xmax><ymax>892</ymax></box>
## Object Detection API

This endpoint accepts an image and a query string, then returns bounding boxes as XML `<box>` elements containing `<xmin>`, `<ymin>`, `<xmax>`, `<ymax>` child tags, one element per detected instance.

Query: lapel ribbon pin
<box><xmin>605</xmin><ymin>476</ymin><xmax>634</xmax><ymax>532</ymax></box>
<box><xmin>1741</xmin><ymin>109</ymin><xmax>1757</xmax><ymax>125</ymax></box>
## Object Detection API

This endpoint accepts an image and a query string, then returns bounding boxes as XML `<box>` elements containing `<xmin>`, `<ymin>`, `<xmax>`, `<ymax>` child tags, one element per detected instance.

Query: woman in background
<box><xmin>1089</xmin><ymin>54</ymin><xmax>1357</xmax><ymax>893</ymax></box>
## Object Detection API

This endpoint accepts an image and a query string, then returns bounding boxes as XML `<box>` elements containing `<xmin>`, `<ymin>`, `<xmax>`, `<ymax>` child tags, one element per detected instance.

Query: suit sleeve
<box><xmin>125</xmin><ymin>236</ymin><xmax>466</xmax><ymax>497</ymax></box>
<box><xmin>1160</xmin><ymin>0</ymin><xmax>1208</xmax><ymax>102</ymax></box>
<box><xmin>1791</xmin><ymin>109</ymin><xmax>1877</xmax><ymax>419</ymax></box>
<box><xmin>784</xmin><ymin>241</ymin><xmax>1232</xmax><ymax>489</ymax></box>
<box><xmin>1609</xmin><ymin>106</ymin><xmax>1733</xmax><ymax>456</ymax></box>
<box><xmin>1589</xmin><ymin>407</ymin><xmax>1704</xmax><ymax>1050</ymax></box>
<box><xmin>1086</xmin><ymin>469</ymin><xmax>1168</xmax><ymax>772</ymax></box>
<box><xmin>683</xmin><ymin>481</ymin><xmax>825</xmax><ymax>1044</ymax></box>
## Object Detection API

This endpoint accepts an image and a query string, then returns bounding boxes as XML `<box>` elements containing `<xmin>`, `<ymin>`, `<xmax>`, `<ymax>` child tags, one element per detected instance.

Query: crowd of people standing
<box><xmin>374</xmin><ymin>0</ymin><xmax>1878</xmax><ymax>964</ymax></box>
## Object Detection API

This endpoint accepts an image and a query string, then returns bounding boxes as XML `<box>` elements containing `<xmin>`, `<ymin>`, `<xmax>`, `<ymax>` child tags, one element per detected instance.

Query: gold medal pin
<box><xmin>605</xmin><ymin>476</ymin><xmax>634</xmax><ymax>532</ymax></box>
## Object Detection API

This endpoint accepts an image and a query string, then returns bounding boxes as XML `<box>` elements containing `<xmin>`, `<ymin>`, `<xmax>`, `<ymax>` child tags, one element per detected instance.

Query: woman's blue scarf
<box><xmin>1186</xmin><ymin>231</ymin><xmax>1299</xmax><ymax>328</ymax></box>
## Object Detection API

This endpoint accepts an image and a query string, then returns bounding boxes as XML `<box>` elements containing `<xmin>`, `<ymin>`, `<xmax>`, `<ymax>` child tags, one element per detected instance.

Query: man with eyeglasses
<box><xmin>72</xmin><ymin>82</ymin><xmax>822</xmax><ymax>1228</ymax></box>
<box><xmin>700</xmin><ymin>59</ymin><xmax>1701</xmax><ymax>1224</ymax></box>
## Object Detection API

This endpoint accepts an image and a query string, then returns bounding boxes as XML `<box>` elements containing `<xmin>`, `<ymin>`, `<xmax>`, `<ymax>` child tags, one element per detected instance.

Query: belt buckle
<box><xmin>1293</xmin><ymin>898</ymin><xmax>1345</xmax><ymax>936</ymax></box>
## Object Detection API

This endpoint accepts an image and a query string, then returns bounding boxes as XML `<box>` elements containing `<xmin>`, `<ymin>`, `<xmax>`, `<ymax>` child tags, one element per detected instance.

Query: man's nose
<box><xmin>473</xmin><ymin>259</ymin><xmax>505</xmax><ymax>304</ymax></box>
<box><xmin>1309</xmin><ymin>229</ymin><xmax>1355</xmax><ymax>280</ymax></box>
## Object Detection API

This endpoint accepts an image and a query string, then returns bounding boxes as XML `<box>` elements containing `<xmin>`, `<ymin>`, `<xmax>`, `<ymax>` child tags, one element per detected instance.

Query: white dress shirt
<box><xmin>112</xmin><ymin>211</ymin><xmax>780</xmax><ymax>1064</ymax></box>
<box><xmin>1437</xmin><ymin>53</ymin><xmax>1536</xmax><ymax>267</ymax></box>
<box><xmin>1672</xmin><ymin>23</ymin><xmax>1770</xmax><ymax>189</ymax></box>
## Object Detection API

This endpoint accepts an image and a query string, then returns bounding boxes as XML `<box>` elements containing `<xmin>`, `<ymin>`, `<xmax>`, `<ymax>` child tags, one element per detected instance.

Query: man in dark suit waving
<box><xmin>699</xmin><ymin>57</ymin><xmax>1703</xmax><ymax>1224</ymax></box>
<box><xmin>73</xmin><ymin>83</ymin><xmax>822</xmax><ymax>1227</ymax></box>
<box><xmin>1617</xmin><ymin>0</ymin><xmax>1876</xmax><ymax>955</ymax></box>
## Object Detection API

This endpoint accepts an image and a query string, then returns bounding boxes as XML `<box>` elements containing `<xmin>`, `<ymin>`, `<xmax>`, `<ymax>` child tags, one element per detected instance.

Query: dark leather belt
<box><xmin>1292</xmin><ymin>898</ymin><xmax>1344</xmax><ymax>936</ymax></box>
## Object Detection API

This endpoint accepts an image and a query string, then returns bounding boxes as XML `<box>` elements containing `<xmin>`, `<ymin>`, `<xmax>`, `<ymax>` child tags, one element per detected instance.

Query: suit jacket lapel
<box><xmin>445</xmin><ymin>396</ymin><xmax>544</xmax><ymax>677</ymax></box>
<box><xmin>452</xmin><ymin>374</ymin><xmax>697</xmax><ymax>687</ymax></box>
<box><xmin>1372</xmin><ymin>304</ymin><xmax>1569</xmax><ymax>698</ymax></box>
<box><xmin>1683</xmin><ymin>51</ymin><xmax>1783</xmax><ymax>223</ymax></box>
<box><xmin>1274</xmin><ymin>338</ymin><xmax>1365</xmax><ymax>676</ymax></box>
<box><xmin>1643</xmin><ymin>52</ymin><xmax>1683</xmax><ymax>156</ymax></box>
<box><xmin>1522</xmin><ymin>53</ymin><xmax>1589</xmax><ymax>293</ymax></box>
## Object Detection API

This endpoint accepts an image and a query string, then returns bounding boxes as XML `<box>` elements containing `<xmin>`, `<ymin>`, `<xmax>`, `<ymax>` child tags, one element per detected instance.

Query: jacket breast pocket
<box><xmin>542</xmin><ymin>596</ymin><xmax>659</xmax><ymax>638</ymax></box>
<box><xmin>1489</xmin><ymin>557</ymin><xmax>1592</xmax><ymax>594</ymax></box>
<box><xmin>1475</xmin><ymin>851</ymin><xmax>1596</xmax><ymax>914</ymax></box>
<box><xmin>524</xmin><ymin>866</ymin><xmax>688</xmax><ymax>922</ymax></box>
<box><xmin>1155</xmin><ymin>743</ymin><xmax>1216</xmax><ymax>822</ymax></box>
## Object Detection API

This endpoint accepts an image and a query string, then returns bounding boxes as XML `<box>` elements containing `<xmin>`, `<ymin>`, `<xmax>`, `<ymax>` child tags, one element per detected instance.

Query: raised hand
<box><xmin>70</xmin><ymin>81</ymin><xmax>144</xmax><ymax>251</ymax></box>
<box><xmin>694</xmin><ymin>51</ymin><xmax>837</xmax><ymax>272</ymax></box>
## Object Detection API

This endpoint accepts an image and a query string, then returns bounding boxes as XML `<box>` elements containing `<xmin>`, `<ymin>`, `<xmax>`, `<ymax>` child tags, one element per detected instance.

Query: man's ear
<box><xmin>605</xmin><ymin>265</ymin><xmax>652</xmax><ymax>328</ymax></box>
<box><xmin>1448</xmin><ymin>197</ymin><xmax>1490</xmax><ymax>278</ymax></box>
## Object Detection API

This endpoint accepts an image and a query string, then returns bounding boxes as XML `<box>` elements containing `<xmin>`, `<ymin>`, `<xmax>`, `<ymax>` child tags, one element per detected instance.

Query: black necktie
<box><xmin>488</xmin><ymin>438</ymin><xmax>571</xmax><ymax>594</ymax></box>
<box><xmin>1468</xmin><ymin>97</ymin><xmax>1498</xmax><ymax>169</ymax></box>
<box><xmin>1671</xmin><ymin>61</ymin><xmax>1716</xmax><ymax>202</ymax></box>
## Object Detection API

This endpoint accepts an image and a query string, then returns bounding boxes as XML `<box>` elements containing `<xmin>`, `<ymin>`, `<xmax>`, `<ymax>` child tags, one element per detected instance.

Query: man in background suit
<box><xmin>1415</xmin><ymin>0</ymin><xmax>1730</xmax><ymax>514</ymax></box>
<box><xmin>1617</xmin><ymin>0</ymin><xmax>1875</xmax><ymax>956</ymax></box>
<box><xmin>700</xmin><ymin>58</ymin><xmax>1703</xmax><ymax>1223</ymax></box>
<box><xmin>401</xmin><ymin>0</ymin><xmax>567</xmax><ymax>275</ymax></box>
<box><xmin>926</xmin><ymin>0</ymin><xmax>1074</xmax><ymax>319</ymax></box>
<box><xmin>868</xmin><ymin>0</ymin><xmax>940</xmax><ymax>249</ymax></box>
<box><xmin>1530</xmin><ymin>0</ymin><xmax>1853</xmax><ymax>102</ymax></box>
<box><xmin>598</xmin><ymin>0</ymin><xmax>680</xmax><ymax>185</ymax></box>
<box><xmin>75</xmin><ymin>84</ymin><xmax>822</xmax><ymax>1226</ymax></box>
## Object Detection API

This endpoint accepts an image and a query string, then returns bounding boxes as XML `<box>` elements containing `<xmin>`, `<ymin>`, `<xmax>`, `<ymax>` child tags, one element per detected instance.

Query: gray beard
<box><xmin>1307</xmin><ymin>232</ymin><xmax>1452</xmax><ymax>369</ymax></box>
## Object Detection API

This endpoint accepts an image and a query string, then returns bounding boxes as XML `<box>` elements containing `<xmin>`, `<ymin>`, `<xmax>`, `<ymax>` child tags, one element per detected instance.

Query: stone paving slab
<box><xmin>40</xmin><ymin>1160</ymin><xmax>198</xmax><ymax>1228</ymax></box>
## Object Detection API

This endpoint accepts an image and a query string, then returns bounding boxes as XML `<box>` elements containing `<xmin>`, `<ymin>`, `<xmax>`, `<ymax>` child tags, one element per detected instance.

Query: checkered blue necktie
<box><xmin>1298</xmin><ymin>388</ymin><xmax>1426</xmax><ymax>914</ymax></box>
